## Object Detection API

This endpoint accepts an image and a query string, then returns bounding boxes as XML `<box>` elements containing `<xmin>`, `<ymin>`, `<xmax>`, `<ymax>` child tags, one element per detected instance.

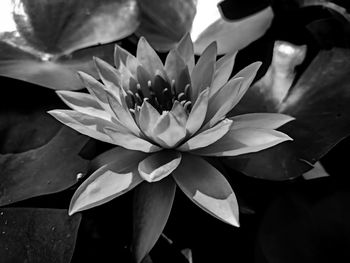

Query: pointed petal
<box><xmin>192</xmin><ymin>128</ymin><xmax>292</xmax><ymax>157</ymax></box>
<box><xmin>232</xmin><ymin>61</ymin><xmax>262</xmax><ymax>99</ymax></box>
<box><xmin>90</xmin><ymin>146</ymin><xmax>144</xmax><ymax>172</ymax></box>
<box><xmin>138</xmin><ymin>100</ymin><xmax>161</xmax><ymax>136</ymax></box>
<box><xmin>186</xmin><ymin>88</ymin><xmax>209</xmax><ymax>135</ymax></box>
<box><xmin>172</xmin><ymin>154</ymin><xmax>239</xmax><ymax>226</ymax></box>
<box><xmin>69</xmin><ymin>149</ymin><xmax>146</xmax><ymax>215</ymax></box>
<box><xmin>210</xmin><ymin>52</ymin><xmax>237</xmax><ymax>97</ymax></box>
<box><xmin>152</xmin><ymin>75</ymin><xmax>171</xmax><ymax>105</ymax></box>
<box><xmin>230</xmin><ymin>113</ymin><xmax>295</xmax><ymax>130</ymax></box>
<box><xmin>178</xmin><ymin>119</ymin><xmax>232</xmax><ymax>151</ymax></box>
<box><xmin>48</xmin><ymin>109</ymin><xmax>118</xmax><ymax>144</ymax></box>
<box><xmin>164</xmin><ymin>50</ymin><xmax>191</xmax><ymax>94</ymax></box>
<box><xmin>137</xmin><ymin>37</ymin><xmax>167</xmax><ymax>80</ymax></box>
<box><xmin>104</xmin><ymin>127</ymin><xmax>161</xmax><ymax>153</ymax></box>
<box><xmin>106</xmin><ymin>92</ymin><xmax>141</xmax><ymax>135</ymax></box>
<box><xmin>191</xmin><ymin>42</ymin><xmax>217</xmax><ymax>101</ymax></box>
<box><xmin>177</xmin><ymin>33</ymin><xmax>195</xmax><ymax>73</ymax></box>
<box><xmin>114</xmin><ymin>45</ymin><xmax>139</xmax><ymax>75</ymax></box>
<box><xmin>114</xmin><ymin>45</ymin><xmax>130</xmax><ymax>68</ymax></box>
<box><xmin>132</xmin><ymin>177</ymin><xmax>176</xmax><ymax>263</ymax></box>
<box><xmin>94</xmin><ymin>57</ymin><xmax>121</xmax><ymax>93</ymax></box>
<box><xmin>77</xmin><ymin>71</ymin><xmax>114</xmax><ymax>113</ymax></box>
<box><xmin>114</xmin><ymin>45</ymin><xmax>152</xmax><ymax>98</ymax></box>
<box><xmin>170</xmin><ymin>101</ymin><xmax>188</xmax><ymax>127</ymax></box>
<box><xmin>151</xmin><ymin>112</ymin><xmax>187</xmax><ymax>148</ymax></box>
<box><xmin>138</xmin><ymin>151</ymin><xmax>182</xmax><ymax>182</ymax></box>
<box><xmin>56</xmin><ymin>90</ymin><xmax>112</xmax><ymax>121</ymax></box>
<box><xmin>118</xmin><ymin>62</ymin><xmax>138</xmax><ymax>93</ymax></box>
<box><xmin>136</xmin><ymin>66</ymin><xmax>152</xmax><ymax>98</ymax></box>
<box><xmin>203</xmin><ymin>77</ymin><xmax>244</xmax><ymax>129</ymax></box>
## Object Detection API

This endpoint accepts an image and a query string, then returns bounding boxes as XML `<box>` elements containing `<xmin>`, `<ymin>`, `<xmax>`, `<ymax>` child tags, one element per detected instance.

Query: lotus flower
<box><xmin>49</xmin><ymin>34</ymin><xmax>293</xmax><ymax>262</ymax></box>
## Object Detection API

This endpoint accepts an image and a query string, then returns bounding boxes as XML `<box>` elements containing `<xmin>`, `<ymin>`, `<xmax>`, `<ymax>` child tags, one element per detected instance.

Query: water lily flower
<box><xmin>49</xmin><ymin>34</ymin><xmax>293</xmax><ymax>262</ymax></box>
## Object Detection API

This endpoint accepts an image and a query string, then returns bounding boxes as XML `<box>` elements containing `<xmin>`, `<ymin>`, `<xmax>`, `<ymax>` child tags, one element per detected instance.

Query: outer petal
<box><xmin>56</xmin><ymin>90</ymin><xmax>113</xmax><ymax>121</ymax></box>
<box><xmin>190</xmin><ymin>42</ymin><xmax>217</xmax><ymax>101</ymax></box>
<box><xmin>176</xmin><ymin>33</ymin><xmax>195</xmax><ymax>73</ymax></box>
<box><xmin>172</xmin><ymin>154</ymin><xmax>239</xmax><ymax>226</ymax></box>
<box><xmin>210</xmin><ymin>52</ymin><xmax>237</xmax><ymax>97</ymax></box>
<box><xmin>69</xmin><ymin>148</ymin><xmax>147</xmax><ymax>215</ymax></box>
<box><xmin>138</xmin><ymin>151</ymin><xmax>182</xmax><ymax>182</ymax></box>
<box><xmin>106</xmin><ymin>91</ymin><xmax>141</xmax><ymax>135</ymax></box>
<box><xmin>178</xmin><ymin>119</ymin><xmax>232</xmax><ymax>151</ymax></box>
<box><xmin>192</xmin><ymin>128</ymin><xmax>292</xmax><ymax>156</ymax></box>
<box><xmin>114</xmin><ymin>45</ymin><xmax>138</xmax><ymax>75</ymax></box>
<box><xmin>137</xmin><ymin>37</ymin><xmax>167</xmax><ymax>80</ymax></box>
<box><xmin>48</xmin><ymin>109</ymin><xmax>118</xmax><ymax>144</ymax></box>
<box><xmin>94</xmin><ymin>57</ymin><xmax>122</xmax><ymax>92</ymax></box>
<box><xmin>104</xmin><ymin>127</ymin><xmax>161</xmax><ymax>153</ymax></box>
<box><xmin>186</xmin><ymin>88</ymin><xmax>209</xmax><ymax>135</ymax></box>
<box><xmin>230</xmin><ymin>113</ymin><xmax>295</xmax><ymax>130</ymax></box>
<box><xmin>77</xmin><ymin>71</ymin><xmax>114</xmax><ymax>113</ymax></box>
<box><xmin>132</xmin><ymin>177</ymin><xmax>176</xmax><ymax>263</ymax></box>
<box><xmin>232</xmin><ymin>61</ymin><xmax>262</xmax><ymax>99</ymax></box>
<box><xmin>203</xmin><ymin>77</ymin><xmax>244</xmax><ymax>129</ymax></box>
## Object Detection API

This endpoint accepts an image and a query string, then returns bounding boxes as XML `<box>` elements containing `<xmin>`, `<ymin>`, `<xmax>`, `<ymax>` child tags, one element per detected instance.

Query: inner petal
<box><xmin>151</xmin><ymin>111</ymin><xmax>187</xmax><ymax>148</ymax></box>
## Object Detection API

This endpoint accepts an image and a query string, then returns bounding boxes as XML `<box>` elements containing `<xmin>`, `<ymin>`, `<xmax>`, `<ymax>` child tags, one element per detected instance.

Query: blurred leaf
<box><xmin>181</xmin><ymin>248</ymin><xmax>193</xmax><ymax>263</ymax></box>
<box><xmin>0</xmin><ymin>42</ymin><xmax>116</xmax><ymax>90</ymax></box>
<box><xmin>0</xmin><ymin>127</ymin><xmax>89</xmax><ymax>206</ymax></box>
<box><xmin>149</xmin><ymin>234</ymin><xmax>193</xmax><ymax>263</ymax></box>
<box><xmin>302</xmin><ymin>161</ymin><xmax>330</xmax><ymax>180</ymax></box>
<box><xmin>0</xmin><ymin>208</ymin><xmax>81</xmax><ymax>263</ymax></box>
<box><xmin>0</xmin><ymin>82</ymin><xmax>89</xmax><ymax>205</ymax></box>
<box><xmin>226</xmin><ymin>48</ymin><xmax>350</xmax><ymax>180</ymax></box>
<box><xmin>135</xmin><ymin>0</ymin><xmax>196</xmax><ymax>52</ymax></box>
<box><xmin>257</xmin><ymin>190</ymin><xmax>350</xmax><ymax>263</ymax></box>
<box><xmin>193</xmin><ymin>7</ymin><xmax>274</xmax><ymax>55</ymax></box>
<box><xmin>0</xmin><ymin>0</ymin><xmax>139</xmax><ymax>90</ymax></box>
<box><xmin>218</xmin><ymin>0</ymin><xmax>271</xmax><ymax>19</ymax></box>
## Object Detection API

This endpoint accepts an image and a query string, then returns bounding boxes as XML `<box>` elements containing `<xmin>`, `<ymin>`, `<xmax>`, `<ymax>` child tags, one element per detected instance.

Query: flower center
<box><xmin>126</xmin><ymin>78</ymin><xmax>192</xmax><ymax>114</ymax></box>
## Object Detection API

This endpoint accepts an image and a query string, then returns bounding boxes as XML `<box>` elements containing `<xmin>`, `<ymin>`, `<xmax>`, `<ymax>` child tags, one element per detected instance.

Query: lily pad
<box><xmin>135</xmin><ymin>0</ymin><xmax>196</xmax><ymax>52</ymax></box>
<box><xmin>0</xmin><ymin>0</ymin><xmax>139</xmax><ymax>90</ymax></box>
<box><xmin>0</xmin><ymin>207</ymin><xmax>81</xmax><ymax>263</ymax></box>
<box><xmin>0</xmin><ymin>81</ymin><xmax>89</xmax><ymax>205</ymax></box>
<box><xmin>226</xmin><ymin>48</ymin><xmax>350</xmax><ymax>180</ymax></box>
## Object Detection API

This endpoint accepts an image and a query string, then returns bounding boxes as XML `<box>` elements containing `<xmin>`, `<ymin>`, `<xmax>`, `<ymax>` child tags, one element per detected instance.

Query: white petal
<box><xmin>192</xmin><ymin>128</ymin><xmax>292</xmax><ymax>156</ymax></box>
<box><xmin>178</xmin><ymin>119</ymin><xmax>232</xmax><ymax>151</ymax></box>
<box><xmin>69</xmin><ymin>149</ymin><xmax>147</xmax><ymax>215</ymax></box>
<box><xmin>138</xmin><ymin>151</ymin><xmax>182</xmax><ymax>182</ymax></box>
<box><xmin>104</xmin><ymin>127</ymin><xmax>161</xmax><ymax>153</ymax></box>
<box><xmin>210</xmin><ymin>52</ymin><xmax>237</xmax><ymax>97</ymax></box>
<box><xmin>48</xmin><ymin>109</ymin><xmax>120</xmax><ymax>144</ymax></box>
<box><xmin>186</xmin><ymin>88</ymin><xmax>209</xmax><ymax>136</ymax></box>
<box><xmin>172</xmin><ymin>154</ymin><xmax>239</xmax><ymax>226</ymax></box>
<box><xmin>56</xmin><ymin>90</ymin><xmax>113</xmax><ymax>121</ymax></box>
<box><xmin>230</xmin><ymin>113</ymin><xmax>295</xmax><ymax>129</ymax></box>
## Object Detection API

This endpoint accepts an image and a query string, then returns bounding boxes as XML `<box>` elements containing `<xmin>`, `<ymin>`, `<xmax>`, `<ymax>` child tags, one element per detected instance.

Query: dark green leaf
<box><xmin>135</xmin><ymin>0</ymin><xmax>196</xmax><ymax>51</ymax></box>
<box><xmin>257</xmin><ymin>189</ymin><xmax>350</xmax><ymax>263</ymax></box>
<box><xmin>0</xmin><ymin>207</ymin><xmax>81</xmax><ymax>263</ymax></box>
<box><xmin>226</xmin><ymin>48</ymin><xmax>350</xmax><ymax>180</ymax></box>
<box><xmin>0</xmin><ymin>82</ymin><xmax>89</xmax><ymax>205</ymax></box>
<box><xmin>0</xmin><ymin>0</ymin><xmax>139</xmax><ymax>90</ymax></box>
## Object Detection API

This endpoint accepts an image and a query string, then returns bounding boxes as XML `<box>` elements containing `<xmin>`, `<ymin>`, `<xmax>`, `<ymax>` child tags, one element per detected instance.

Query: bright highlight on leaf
<box><xmin>49</xmin><ymin>34</ymin><xmax>293</xmax><ymax>262</ymax></box>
